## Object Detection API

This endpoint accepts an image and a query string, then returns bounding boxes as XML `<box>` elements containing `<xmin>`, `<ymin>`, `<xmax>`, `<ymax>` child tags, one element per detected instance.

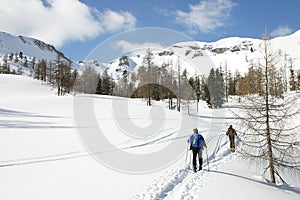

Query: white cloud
<box><xmin>96</xmin><ymin>9</ymin><xmax>136</xmax><ymax>33</ymax></box>
<box><xmin>0</xmin><ymin>0</ymin><xmax>136</xmax><ymax>47</ymax></box>
<box><xmin>175</xmin><ymin>0</ymin><xmax>236</xmax><ymax>33</ymax></box>
<box><xmin>270</xmin><ymin>25</ymin><xmax>293</xmax><ymax>37</ymax></box>
<box><xmin>114</xmin><ymin>40</ymin><xmax>165</xmax><ymax>55</ymax></box>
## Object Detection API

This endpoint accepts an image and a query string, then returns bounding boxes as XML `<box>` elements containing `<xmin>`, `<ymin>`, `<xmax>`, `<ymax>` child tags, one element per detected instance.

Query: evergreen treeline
<box><xmin>1</xmin><ymin>50</ymin><xmax>299</xmax><ymax>106</ymax></box>
<box><xmin>0</xmin><ymin>52</ymin><xmax>36</xmax><ymax>75</ymax></box>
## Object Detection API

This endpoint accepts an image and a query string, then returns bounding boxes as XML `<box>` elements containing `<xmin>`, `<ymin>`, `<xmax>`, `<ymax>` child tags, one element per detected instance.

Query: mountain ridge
<box><xmin>0</xmin><ymin>31</ymin><xmax>66</xmax><ymax>60</ymax></box>
<box><xmin>1</xmin><ymin>30</ymin><xmax>299</xmax><ymax>79</ymax></box>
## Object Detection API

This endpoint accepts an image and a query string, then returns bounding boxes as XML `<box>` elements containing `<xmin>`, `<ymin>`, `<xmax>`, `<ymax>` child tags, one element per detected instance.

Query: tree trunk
<box><xmin>177</xmin><ymin>59</ymin><xmax>181</xmax><ymax>112</ymax></box>
<box><xmin>264</xmin><ymin>41</ymin><xmax>276</xmax><ymax>183</ymax></box>
<box><xmin>265</xmin><ymin>96</ymin><xmax>276</xmax><ymax>183</ymax></box>
<box><xmin>148</xmin><ymin>83</ymin><xmax>151</xmax><ymax>106</ymax></box>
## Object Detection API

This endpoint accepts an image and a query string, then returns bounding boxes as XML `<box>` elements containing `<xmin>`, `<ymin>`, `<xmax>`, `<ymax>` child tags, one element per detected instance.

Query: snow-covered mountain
<box><xmin>0</xmin><ymin>31</ymin><xmax>65</xmax><ymax>60</ymax></box>
<box><xmin>1</xmin><ymin>30</ymin><xmax>300</xmax><ymax>79</ymax></box>
<box><xmin>0</xmin><ymin>31</ymin><xmax>72</xmax><ymax>76</ymax></box>
<box><xmin>100</xmin><ymin>30</ymin><xmax>300</xmax><ymax>79</ymax></box>
<box><xmin>75</xmin><ymin>59</ymin><xmax>108</xmax><ymax>75</ymax></box>
<box><xmin>0</xmin><ymin>31</ymin><xmax>110</xmax><ymax>75</ymax></box>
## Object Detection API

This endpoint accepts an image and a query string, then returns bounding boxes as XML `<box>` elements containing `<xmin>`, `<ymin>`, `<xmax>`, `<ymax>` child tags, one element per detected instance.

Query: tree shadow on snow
<box><xmin>0</xmin><ymin>108</ymin><xmax>73</xmax><ymax>129</ymax></box>
<box><xmin>0</xmin><ymin>108</ymin><xmax>65</xmax><ymax>118</ymax></box>
<box><xmin>209</xmin><ymin>170</ymin><xmax>300</xmax><ymax>194</ymax></box>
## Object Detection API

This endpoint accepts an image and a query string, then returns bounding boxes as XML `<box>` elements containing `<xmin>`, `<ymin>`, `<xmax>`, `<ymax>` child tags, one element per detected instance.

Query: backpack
<box><xmin>189</xmin><ymin>133</ymin><xmax>204</xmax><ymax>149</ymax></box>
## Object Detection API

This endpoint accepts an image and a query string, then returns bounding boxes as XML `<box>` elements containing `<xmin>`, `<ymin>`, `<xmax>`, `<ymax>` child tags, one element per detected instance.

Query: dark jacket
<box><xmin>226</xmin><ymin>128</ymin><xmax>237</xmax><ymax>138</ymax></box>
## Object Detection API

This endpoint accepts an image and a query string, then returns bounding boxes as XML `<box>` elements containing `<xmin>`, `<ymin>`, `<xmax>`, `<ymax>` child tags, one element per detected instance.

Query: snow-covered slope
<box><xmin>104</xmin><ymin>30</ymin><xmax>300</xmax><ymax>79</ymax></box>
<box><xmin>1</xmin><ymin>74</ymin><xmax>299</xmax><ymax>200</ymax></box>
<box><xmin>0</xmin><ymin>31</ymin><xmax>64</xmax><ymax>60</ymax></box>
<box><xmin>74</xmin><ymin>60</ymin><xmax>108</xmax><ymax>75</ymax></box>
<box><xmin>1</xmin><ymin>30</ymin><xmax>300</xmax><ymax>79</ymax></box>
<box><xmin>0</xmin><ymin>31</ymin><xmax>75</xmax><ymax>76</ymax></box>
<box><xmin>0</xmin><ymin>74</ymin><xmax>54</xmax><ymax>97</ymax></box>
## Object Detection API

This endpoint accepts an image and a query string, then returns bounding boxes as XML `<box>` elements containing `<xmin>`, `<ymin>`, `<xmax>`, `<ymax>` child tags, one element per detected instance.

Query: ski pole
<box><xmin>206</xmin><ymin>146</ymin><xmax>209</xmax><ymax>171</ymax></box>
<box><xmin>185</xmin><ymin>143</ymin><xmax>189</xmax><ymax>166</ymax></box>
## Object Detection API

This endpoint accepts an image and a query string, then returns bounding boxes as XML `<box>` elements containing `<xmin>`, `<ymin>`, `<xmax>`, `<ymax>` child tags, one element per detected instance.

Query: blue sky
<box><xmin>0</xmin><ymin>0</ymin><xmax>300</xmax><ymax>61</ymax></box>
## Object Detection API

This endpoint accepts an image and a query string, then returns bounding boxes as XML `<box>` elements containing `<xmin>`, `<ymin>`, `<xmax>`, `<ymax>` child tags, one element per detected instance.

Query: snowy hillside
<box><xmin>75</xmin><ymin>59</ymin><xmax>108</xmax><ymax>75</ymax></box>
<box><xmin>103</xmin><ymin>30</ymin><xmax>300</xmax><ymax>79</ymax></box>
<box><xmin>0</xmin><ymin>31</ymin><xmax>64</xmax><ymax>60</ymax></box>
<box><xmin>1</xmin><ymin>30</ymin><xmax>300</xmax><ymax>80</ymax></box>
<box><xmin>1</xmin><ymin>74</ymin><xmax>299</xmax><ymax>200</ymax></box>
<box><xmin>0</xmin><ymin>31</ymin><xmax>75</xmax><ymax>76</ymax></box>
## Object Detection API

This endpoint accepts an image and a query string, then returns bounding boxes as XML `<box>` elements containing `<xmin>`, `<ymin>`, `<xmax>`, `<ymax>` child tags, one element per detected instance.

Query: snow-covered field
<box><xmin>0</xmin><ymin>74</ymin><xmax>299</xmax><ymax>200</ymax></box>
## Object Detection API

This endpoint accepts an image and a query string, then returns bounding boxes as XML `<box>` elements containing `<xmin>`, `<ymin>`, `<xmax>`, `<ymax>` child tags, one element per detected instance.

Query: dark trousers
<box><xmin>192</xmin><ymin>147</ymin><xmax>203</xmax><ymax>169</ymax></box>
<box><xmin>229</xmin><ymin>136</ymin><xmax>235</xmax><ymax>149</ymax></box>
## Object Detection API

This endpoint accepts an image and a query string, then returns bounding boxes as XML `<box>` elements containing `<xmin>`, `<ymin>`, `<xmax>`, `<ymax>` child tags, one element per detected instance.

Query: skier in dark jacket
<box><xmin>188</xmin><ymin>128</ymin><xmax>207</xmax><ymax>172</ymax></box>
<box><xmin>226</xmin><ymin>125</ymin><xmax>237</xmax><ymax>152</ymax></box>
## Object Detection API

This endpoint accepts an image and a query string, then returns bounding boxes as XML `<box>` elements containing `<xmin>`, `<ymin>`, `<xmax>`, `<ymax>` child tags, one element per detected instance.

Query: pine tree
<box><xmin>24</xmin><ymin>56</ymin><xmax>28</xmax><ymax>69</ymax></box>
<box><xmin>207</xmin><ymin>68</ymin><xmax>225</xmax><ymax>108</ymax></box>
<box><xmin>101</xmin><ymin>70</ymin><xmax>114</xmax><ymax>95</ymax></box>
<box><xmin>202</xmin><ymin>79</ymin><xmax>210</xmax><ymax>107</ymax></box>
<box><xmin>228</xmin><ymin>71</ymin><xmax>236</xmax><ymax>95</ymax></box>
<box><xmin>14</xmin><ymin>53</ymin><xmax>19</xmax><ymax>63</ymax></box>
<box><xmin>19</xmin><ymin>52</ymin><xmax>23</xmax><ymax>59</ymax></box>
<box><xmin>297</xmin><ymin>71</ymin><xmax>300</xmax><ymax>91</ymax></box>
<box><xmin>8</xmin><ymin>53</ymin><xmax>13</xmax><ymax>61</ymax></box>
<box><xmin>95</xmin><ymin>74</ymin><xmax>102</xmax><ymax>95</ymax></box>
<box><xmin>2</xmin><ymin>54</ymin><xmax>10</xmax><ymax>74</ymax></box>
<box><xmin>233</xmin><ymin>30</ymin><xmax>300</xmax><ymax>183</ymax></box>
<box><xmin>215</xmin><ymin>68</ymin><xmax>225</xmax><ymax>107</ymax></box>
<box><xmin>290</xmin><ymin>69</ymin><xmax>296</xmax><ymax>91</ymax></box>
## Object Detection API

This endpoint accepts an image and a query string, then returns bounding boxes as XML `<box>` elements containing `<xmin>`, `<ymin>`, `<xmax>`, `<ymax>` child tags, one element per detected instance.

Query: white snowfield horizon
<box><xmin>0</xmin><ymin>74</ymin><xmax>299</xmax><ymax>200</ymax></box>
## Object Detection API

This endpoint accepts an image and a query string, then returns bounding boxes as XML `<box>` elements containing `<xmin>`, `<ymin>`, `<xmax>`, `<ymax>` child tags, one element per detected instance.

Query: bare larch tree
<box><xmin>233</xmin><ymin>30</ymin><xmax>300</xmax><ymax>184</ymax></box>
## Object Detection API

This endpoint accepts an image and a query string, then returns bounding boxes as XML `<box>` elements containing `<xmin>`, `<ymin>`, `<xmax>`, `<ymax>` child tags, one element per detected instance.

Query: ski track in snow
<box><xmin>131</xmin><ymin>132</ymin><xmax>235</xmax><ymax>200</ymax></box>
<box><xmin>0</xmin><ymin>127</ymin><xmax>187</xmax><ymax>168</ymax></box>
<box><xmin>0</xmin><ymin>151</ymin><xmax>89</xmax><ymax>168</ymax></box>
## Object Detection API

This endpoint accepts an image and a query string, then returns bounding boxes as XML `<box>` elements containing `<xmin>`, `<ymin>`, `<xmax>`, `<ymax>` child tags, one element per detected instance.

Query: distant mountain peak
<box><xmin>0</xmin><ymin>31</ymin><xmax>65</xmax><ymax>60</ymax></box>
<box><xmin>1</xmin><ymin>29</ymin><xmax>299</xmax><ymax>79</ymax></box>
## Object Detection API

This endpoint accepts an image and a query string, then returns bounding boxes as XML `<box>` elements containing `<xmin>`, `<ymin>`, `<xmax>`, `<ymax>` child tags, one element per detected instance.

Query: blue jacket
<box><xmin>188</xmin><ymin>133</ymin><xmax>205</xmax><ymax>148</ymax></box>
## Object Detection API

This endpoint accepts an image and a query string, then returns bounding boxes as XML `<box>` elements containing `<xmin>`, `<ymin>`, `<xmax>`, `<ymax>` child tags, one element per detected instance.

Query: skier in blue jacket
<box><xmin>188</xmin><ymin>128</ymin><xmax>207</xmax><ymax>172</ymax></box>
